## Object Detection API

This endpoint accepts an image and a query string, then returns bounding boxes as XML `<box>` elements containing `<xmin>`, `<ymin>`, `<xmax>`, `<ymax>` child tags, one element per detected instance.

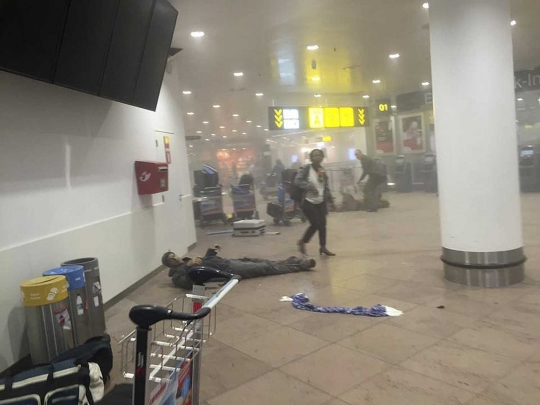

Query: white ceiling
<box><xmin>169</xmin><ymin>0</ymin><xmax>540</xmax><ymax>145</ymax></box>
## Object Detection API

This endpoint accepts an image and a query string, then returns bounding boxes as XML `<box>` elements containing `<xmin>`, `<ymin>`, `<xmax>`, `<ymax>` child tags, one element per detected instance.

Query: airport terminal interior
<box><xmin>2</xmin><ymin>0</ymin><xmax>540</xmax><ymax>404</ymax></box>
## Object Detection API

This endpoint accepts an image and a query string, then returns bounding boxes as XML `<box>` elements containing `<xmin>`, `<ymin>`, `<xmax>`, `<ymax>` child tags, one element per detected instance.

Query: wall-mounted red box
<box><xmin>135</xmin><ymin>161</ymin><xmax>169</xmax><ymax>195</ymax></box>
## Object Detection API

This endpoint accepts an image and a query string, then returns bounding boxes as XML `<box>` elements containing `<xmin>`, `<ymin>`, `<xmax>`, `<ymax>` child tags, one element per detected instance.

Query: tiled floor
<box><xmin>106</xmin><ymin>192</ymin><xmax>540</xmax><ymax>404</ymax></box>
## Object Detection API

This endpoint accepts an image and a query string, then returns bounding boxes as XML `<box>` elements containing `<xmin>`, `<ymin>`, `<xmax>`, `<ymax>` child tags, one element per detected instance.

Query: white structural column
<box><xmin>430</xmin><ymin>0</ymin><xmax>525</xmax><ymax>286</ymax></box>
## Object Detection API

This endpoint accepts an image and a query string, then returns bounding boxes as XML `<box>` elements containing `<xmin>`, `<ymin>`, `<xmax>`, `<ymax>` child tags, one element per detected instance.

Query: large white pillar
<box><xmin>430</xmin><ymin>0</ymin><xmax>525</xmax><ymax>286</ymax></box>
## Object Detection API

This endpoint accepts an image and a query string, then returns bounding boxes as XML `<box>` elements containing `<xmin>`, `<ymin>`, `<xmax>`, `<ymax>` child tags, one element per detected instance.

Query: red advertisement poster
<box><xmin>374</xmin><ymin>119</ymin><xmax>395</xmax><ymax>154</ymax></box>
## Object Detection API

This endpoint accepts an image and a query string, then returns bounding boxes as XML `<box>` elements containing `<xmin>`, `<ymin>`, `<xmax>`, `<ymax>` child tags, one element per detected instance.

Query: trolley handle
<box><xmin>129</xmin><ymin>305</ymin><xmax>212</xmax><ymax>329</ymax></box>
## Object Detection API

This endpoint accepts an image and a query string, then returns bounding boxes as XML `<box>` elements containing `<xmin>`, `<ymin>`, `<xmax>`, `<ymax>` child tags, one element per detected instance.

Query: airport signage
<box><xmin>268</xmin><ymin>106</ymin><xmax>369</xmax><ymax>130</ymax></box>
<box><xmin>376</xmin><ymin>98</ymin><xmax>392</xmax><ymax>117</ymax></box>
<box><xmin>515</xmin><ymin>68</ymin><xmax>540</xmax><ymax>93</ymax></box>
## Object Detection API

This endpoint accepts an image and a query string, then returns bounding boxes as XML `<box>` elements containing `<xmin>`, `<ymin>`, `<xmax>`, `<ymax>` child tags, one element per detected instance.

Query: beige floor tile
<box><xmin>340</xmin><ymin>367</ymin><xmax>475</xmax><ymax>405</ymax></box>
<box><xmin>376</xmin><ymin>281</ymin><xmax>448</xmax><ymax>305</ymax></box>
<box><xmin>518</xmin><ymin>288</ymin><xmax>540</xmax><ymax>305</ymax></box>
<box><xmin>426</xmin><ymin>293</ymin><xmax>500</xmax><ymax>319</ymax></box>
<box><xmin>388</xmin><ymin>304</ymin><xmax>476</xmax><ymax>338</ymax></box>
<box><xmin>322</xmin><ymin>399</ymin><xmax>350</xmax><ymax>405</ymax></box>
<box><xmin>465</xmin><ymin>395</ymin><xmax>507</xmax><ymax>405</ymax></box>
<box><xmin>280</xmin><ymin>344</ymin><xmax>389</xmax><ymax>396</ymax></box>
<box><xmin>449</xmin><ymin>321</ymin><xmax>539</xmax><ymax>361</ymax></box>
<box><xmin>484</xmin><ymin>301</ymin><xmax>540</xmax><ymax>339</ymax></box>
<box><xmin>199</xmin><ymin>340</ymin><xmax>272</xmax><ymax>400</ymax></box>
<box><xmin>301</xmin><ymin>286</ymin><xmax>367</xmax><ymax>307</ymax></box>
<box><xmin>336</xmin><ymin>274</ymin><xmax>401</xmax><ymax>293</ymax></box>
<box><xmin>253</xmin><ymin>299</ymin><xmax>316</xmax><ymax>325</ymax></box>
<box><xmin>208</xmin><ymin>370</ymin><xmax>331</xmax><ymax>405</ymax></box>
<box><xmin>211</xmin><ymin>312</ymin><xmax>280</xmax><ymax>347</ymax></box>
<box><xmin>401</xmin><ymin>340</ymin><xmax>520</xmax><ymax>394</ymax></box>
<box><xmin>220</xmin><ymin>288</ymin><xmax>282</xmax><ymax>313</ymax></box>
<box><xmin>233</xmin><ymin>325</ymin><xmax>329</xmax><ymax>367</ymax></box>
<box><xmin>451</xmin><ymin>285</ymin><xmax>537</xmax><ymax>305</ymax></box>
<box><xmin>289</xmin><ymin>310</ymin><xmax>386</xmax><ymax>342</ymax></box>
<box><xmin>481</xmin><ymin>362</ymin><xmax>540</xmax><ymax>405</ymax></box>
<box><xmin>338</xmin><ymin>323</ymin><xmax>438</xmax><ymax>364</ymax></box>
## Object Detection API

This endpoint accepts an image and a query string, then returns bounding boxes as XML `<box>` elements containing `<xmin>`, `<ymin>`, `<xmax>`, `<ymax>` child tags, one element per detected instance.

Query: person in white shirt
<box><xmin>294</xmin><ymin>149</ymin><xmax>336</xmax><ymax>256</ymax></box>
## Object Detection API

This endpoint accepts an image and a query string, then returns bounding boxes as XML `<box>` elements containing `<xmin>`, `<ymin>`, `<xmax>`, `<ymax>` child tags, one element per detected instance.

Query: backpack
<box><xmin>287</xmin><ymin>167</ymin><xmax>306</xmax><ymax>203</ymax></box>
<box><xmin>52</xmin><ymin>334</ymin><xmax>113</xmax><ymax>382</ymax></box>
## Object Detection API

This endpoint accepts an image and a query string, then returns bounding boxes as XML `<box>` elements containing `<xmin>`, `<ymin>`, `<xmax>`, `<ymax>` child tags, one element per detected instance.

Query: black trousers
<box><xmin>364</xmin><ymin>174</ymin><xmax>383</xmax><ymax>211</ymax></box>
<box><xmin>301</xmin><ymin>200</ymin><xmax>327</xmax><ymax>247</ymax></box>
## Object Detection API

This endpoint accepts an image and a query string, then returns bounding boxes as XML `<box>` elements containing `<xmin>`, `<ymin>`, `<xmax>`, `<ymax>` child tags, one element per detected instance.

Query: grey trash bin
<box><xmin>43</xmin><ymin>265</ymin><xmax>92</xmax><ymax>346</ymax></box>
<box><xmin>20</xmin><ymin>276</ymin><xmax>70</xmax><ymax>363</ymax></box>
<box><xmin>61</xmin><ymin>258</ymin><xmax>106</xmax><ymax>337</ymax></box>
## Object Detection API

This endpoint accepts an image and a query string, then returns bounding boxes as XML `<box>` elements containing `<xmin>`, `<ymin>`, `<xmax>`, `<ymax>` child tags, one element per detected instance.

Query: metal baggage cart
<box><xmin>231</xmin><ymin>185</ymin><xmax>259</xmax><ymax>220</ymax></box>
<box><xmin>118</xmin><ymin>268</ymin><xmax>240</xmax><ymax>405</ymax></box>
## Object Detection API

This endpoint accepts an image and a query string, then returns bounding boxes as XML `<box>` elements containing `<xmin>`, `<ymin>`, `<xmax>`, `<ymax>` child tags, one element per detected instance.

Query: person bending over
<box><xmin>162</xmin><ymin>245</ymin><xmax>316</xmax><ymax>290</ymax></box>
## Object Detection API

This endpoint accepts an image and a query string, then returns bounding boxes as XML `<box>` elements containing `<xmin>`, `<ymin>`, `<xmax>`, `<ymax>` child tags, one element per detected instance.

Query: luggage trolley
<box><xmin>231</xmin><ymin>184</ymin><xmax>259</xmax><ymax>220</ymax></box>
<box><xmin>115</xmin><ymin>268</ymin><xmax>240</xmax><ymax>405</ymax></box>
<box><xmin>266</xmin><ymin>170</ymin><xmax>306</xmax><ymax>226</ymax></box>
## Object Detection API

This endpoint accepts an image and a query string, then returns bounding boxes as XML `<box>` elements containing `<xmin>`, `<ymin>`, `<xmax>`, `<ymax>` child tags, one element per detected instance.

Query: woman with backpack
<box><xmin>294</xmin><ymin>149</ymin><xmax>336</xmax><ymax>256</ymax></box>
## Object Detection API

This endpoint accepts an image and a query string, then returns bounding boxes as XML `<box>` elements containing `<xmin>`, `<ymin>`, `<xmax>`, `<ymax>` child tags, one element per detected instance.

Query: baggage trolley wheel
<box><xmin>273</xmin><ymin>217</ymin><xmax>280</xmax><ymax>225</ymax></box>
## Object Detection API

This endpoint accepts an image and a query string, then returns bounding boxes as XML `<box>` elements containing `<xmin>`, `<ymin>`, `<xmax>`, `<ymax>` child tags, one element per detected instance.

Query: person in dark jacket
<box><xmin>162</xmin><ymin>245</ymin><xmax>316</xmax><ymax>290</ymax></box>
<box><xmin>294</xmin><ymin>149</ymin><xmax>335</xmax><ymax>256</ymax></box>
<box><xmin>271</xmin><ymin>159</ymin><xmax>286</xmax><ymax>184</ymax></box>
<box><xmin>355</xmin><ymin>149</ymin><xmax>384</xmax><ymax>212</ymax></box>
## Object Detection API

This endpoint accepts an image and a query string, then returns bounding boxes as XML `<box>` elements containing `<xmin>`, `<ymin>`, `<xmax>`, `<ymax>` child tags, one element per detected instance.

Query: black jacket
<box><xmin>168</xmin><ymin>248</ymin><xmax>230</xmax><ymax>290</ymax></box>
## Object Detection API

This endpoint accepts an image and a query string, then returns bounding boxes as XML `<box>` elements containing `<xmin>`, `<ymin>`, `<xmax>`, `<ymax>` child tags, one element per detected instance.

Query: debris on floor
<box><xmin>280</xmin><ymin>293</ymin><xmax>403</xmax><ymax>317</ymax></box>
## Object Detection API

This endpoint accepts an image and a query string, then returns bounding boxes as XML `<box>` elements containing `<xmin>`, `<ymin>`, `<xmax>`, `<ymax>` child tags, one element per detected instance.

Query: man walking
<box><xmin>355</xmin><ymin>149</ymin><xmax>384</xmax><ymax>212</ymax></box>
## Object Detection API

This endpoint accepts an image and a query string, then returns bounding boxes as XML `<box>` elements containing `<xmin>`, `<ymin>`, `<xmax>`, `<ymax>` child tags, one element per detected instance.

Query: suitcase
<box><xmin>233</xmin><ymin>219</ymin><xmax>266</xmax><ymax>237</ymax></box>
<box><xmin>266</xmin><ymin>202</ymin><xmax>282</xmax><ymax>218</ymax></box>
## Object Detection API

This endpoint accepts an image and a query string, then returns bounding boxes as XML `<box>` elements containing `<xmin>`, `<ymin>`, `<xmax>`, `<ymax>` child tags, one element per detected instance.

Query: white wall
<box><xmin>0</xmin><ymin>61</ymin><xmax>196</xmax><ymax>369</ymax></box>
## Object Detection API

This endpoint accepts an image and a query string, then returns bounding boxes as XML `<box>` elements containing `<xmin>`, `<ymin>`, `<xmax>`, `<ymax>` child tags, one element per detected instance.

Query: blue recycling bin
<box><xmin>43</xmin><ymin>266</ymin><xmax>91</xmax><ymax>347</ymax></box>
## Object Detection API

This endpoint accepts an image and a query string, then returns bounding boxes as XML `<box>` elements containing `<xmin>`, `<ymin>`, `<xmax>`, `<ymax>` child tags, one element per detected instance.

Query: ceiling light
<box><xmin>233</xmin><ymin>72</ymin><xmax>244</xmax><ymax>77</ymax></box>
<box><xmin>189</xmin><ymin>145</ymin><xmax>194</xmax><ymax>148</ymax></box>
<box><xmin>264</xmin><ymin>128</ymin><xmax>269</xmax><ymax>131</ymax></box>
<box><xmin>222</xmin><ymin>136</ymin><xmax>227</xmax><ymax>139</ymax></box>
<box><xmin>196</xmin><ymin>130</ymin><xmax>202</xmax><ymax>133</ymax></box>
<box><xmin>255</xmin><ymin>93</ymin><xmax>264</xmax><ymax>97</ymax></box>
<box><xmin>517</xmin><ymin>98</ymin><xmax>524</xmax><ymax>101</ymax></box>
<box><xmin>211</xmin><ymin>133</ymin><xmax>216</xmax><ymax>136</ymax></box>
<box><xmin>205</xmin><ymin>138</ymin><xmax>210</xmax><ymax>141</ymax></box>
<box><xmin>312</xmin><ymin>77</ymin><xmax>321</xmax><ymax>81</ymax></box>
<box><xmin>243</xmin><ymin>148</ymin><xmax>247</xmax><ymax>150</ymax></box>
<box><xmin>422</xmin><ymin>2</ymin><xmax>429</xmax><ymax>9</ymax></box>
<box><xmin>242</xmin><ymin>132</ymin><xmax>247</xmax><ymax>135</ymax></box>
<box><xmin>372</xmin><ymin>79</ymin><xmax>381</xmax><ymax>84</ymax></box>
<box><xmin>219</xmin><ymin>126</ymin><xmax>225</xmax><ymax>129</ymax></box>
<box><xmin>232</xmin><ymin>130</ymin><xmax>238</xmax><ymax>132</ymax></box>
<box><xmin>203</xmin><ymin>121</ymin><xmax>209</xmax><ymax>124</ymax></box>
<box><xmin>256</xmin><ymin>125</ymin><xmax>262</xmax><ymax>128</ymax></box>
<box><xmin>307</xmin><ymin>45</ymin><xmax>319</xmax><ymax>51</ymax></box>
<box><xmin>511</xmin><ymin>20</ymin><xmax>517</xmax><ymax>26</ymax></box>
<box><xmin>213</xmin><ymin>104</ymin><xmax>220</xmax><ymax>108</ymax></box>
<box><xmin>246</xmin><ymin>120</ymin><xmax>252</xmax><ymax>123</ymax></box>
<box><xmin>190</xmin><ymin>31</ymin><xmax>205</xmax><ymax>38</ymax></box>
<box><xmin>363</xmin><ymin>95</ymin><xmax>370</xmax><ymax>99</ymax></box>
<box><xmin>389</xmin><ymin>53</ymin><xmax>400</xmax><ymax>59</ymax></box>
<box><xmin>187</xmin><ymin>112</ymin><xmax>194</xmax><ymax>115</ymax></box>
<box><xmin>314</xmin><ymin>94</ymin><xmax>322</xmax><ymax>98</ymax></box>
<box><xmin>422</xmin><ymin>81</ymin><xmax>430</xmax><ymax>86</ymax></box>
<box><xmin>391</xmin><ymin>105</ymin><xmax>397</xmax><ymax>109</ymax></box>
<box><xmin>232</xmin><ymin>114</ymin><xmax>239</xmax><ymax>117</ymax></box>
<box><xmin>182</xmin><ymin>90</ymin><xmax>192</xmax><ymax>95</ymax></box>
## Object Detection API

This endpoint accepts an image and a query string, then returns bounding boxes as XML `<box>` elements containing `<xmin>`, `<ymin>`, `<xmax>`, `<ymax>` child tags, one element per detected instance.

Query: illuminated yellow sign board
<box><xmin>308</xmin><ymin>108</ymin><xmax>324</xmax><ymax>129</ymax></box>
<box><xmin>322</xmin><ymin>136</ymin><xmax>333</xmax><ymax>142</ymax></box>
<box><xmin>268</xmin><ymin>106</ymin><xmax>369</xmax><ymax>130</ymax></box>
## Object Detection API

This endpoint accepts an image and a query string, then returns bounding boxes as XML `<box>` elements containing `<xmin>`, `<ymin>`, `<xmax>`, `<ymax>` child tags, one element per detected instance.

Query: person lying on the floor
<box><xmin>162</xmin><ymin>245</ymin><xmax>316</xmax><ymax>290</ymax></box>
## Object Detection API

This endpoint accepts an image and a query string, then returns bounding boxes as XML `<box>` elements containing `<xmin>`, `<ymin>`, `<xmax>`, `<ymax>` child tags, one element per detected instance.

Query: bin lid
<box><xmin>43</xmin><ymin>265</ymin><xmax>85</xmax><ymax>290</ymax></box>
<box><xmin>20</xmin><ymin>276</ymin><xmax>68</xmax><ymax>306</ymax></box>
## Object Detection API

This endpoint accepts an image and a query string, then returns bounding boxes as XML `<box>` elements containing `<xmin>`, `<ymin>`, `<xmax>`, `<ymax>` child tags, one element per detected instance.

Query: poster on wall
<box><xmin>399</xmin><ymin>114</ymin><xmax>424</xmax><ymax>152</ymax></box>
<box><xmin>374</xmin><ymin>118</ymin><xmax>395</xmax><ymax>154</ymax></box>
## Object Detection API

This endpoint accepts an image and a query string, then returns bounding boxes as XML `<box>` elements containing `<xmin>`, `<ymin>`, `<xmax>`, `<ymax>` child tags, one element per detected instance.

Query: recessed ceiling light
<box><xmin>213</xmin><ymin>105</ymin><xmax>220</xmax><ymax>108</ymax></box>
<box><xmin>189</xmin><ymin>145</ymin><xmax>194</xmax><ymax>148</ymax></box>
<box><xmin>246</xmin><ymin>120</ymin><xmax>252</xmax><ymax>123</ymax></box>
<box><xmin>232</xmin><ymin>130</ymin><xmax>238</xmax><ymax>132</ymax></box>
<box><xmin>182</xmin><ymin>90</ymin><xmax>192</xmax><ymax>95</ymax></box>
<box><xmin>256</xmin><ymin>125</ymin><xmax>262</xmax><ymax>128</ymax></box>
<box><xmin>205</xmin><ymin>138</ymin><xmax>210</xmax><ymax>141</ymax></box>
<box><xmin>203</xmin><ymin>121</ymin><xmax>209</xmax><ymax>124</ymax></box>
<box><xmin>423</xmin><ymin>2</ymin><xmax>429</xmax><ymax>9</ymax></box>
<box><xmin>222</xmin><ymin>136</ymin><xmax>227</xmax><ymax>139</ymax></box>
<box><xmin>242</xmin><ymin>132</ymin><xmax>247</xmax><ymax>135</ymax></box>
<box><xmin>243</xmin><ymin>148</ymin><xmax>247</xmax><ymax>150</ymax></box>
<box><xmin>233</xmin><ymin>72</ymin><xmax>244</xmax><ymax>77</ymax></box>
<box><xmin>211</xmin><ymin>133</ymin><xmax>216</xmax><ymax>136</ymax></box>
<box><xmin>196</xmin><ymin>130</ymin><xmax>202</xmax><ymax>133</ymax></box>
<box><xmin>422</xmin><ymin>81</ymin><xmax>430</xmax><ymax>86</ymax></box>
<box><xmin>190</xmin><ymin>31</ymin><xmax>205</xmax><ymax>38</ymax></box>
<box><xmin>264</xmin><ymin>128</ymin><xmax>269</xmax><ymax>131</ymax></box>
<box><xmin>307</xmin><ymin>45</ymin><xmax>319</xmax><ymax>51</ymax></box>
<box><xmin>219</xmin><ymin>126</ymin><xmax>225</xmax><ymax>129</ymax></box>
<box><xmin>372</xmin><ymin>79</ymin><xmax>382</xmax><ymax>84</ymax></box>
<box><xmin>255</xmin><ymin>93</ymin><xmax>264</xmax><ymax>97</ymax></box>
<box><xmin>511</xmin><ymin>20</ymin><xmax>517</xmax><ymax>26</ymax></box>
<box><xmin>363</xmin><ymin>95</ymin><xmax>370</xmax><ymax>99</ymax></box>
<box><xmin>187</xmin><ymin>112</ymin><xmax>195</xmax><ymax>115</ymax></box>
<box><xmin>314</xmin><ymin>94</ymin><xmax>322</xmax><ymax>98</ymax></box>
<box><xmin>391</xmin><ymin>105</ymin><xmax>397</xmax><ymax>109</ymax></box>
<box><xmin>517</xmin><ymin>98</ymin><xmax>524</xmax><ymax>101</ymax></box>
<box><xmin>312</xmin><ymin>77</ymin><xmax>321</xmax><ymax>81</ymax></box>
<box><xmin>232</xmin><ymin>114</ymin><xmax>239</xmax><ymax>117</ymax></box>
<box><xmin>389</xmin><ymin>53</ymin><xmax>400</xmax><ymax>59</ymax></box>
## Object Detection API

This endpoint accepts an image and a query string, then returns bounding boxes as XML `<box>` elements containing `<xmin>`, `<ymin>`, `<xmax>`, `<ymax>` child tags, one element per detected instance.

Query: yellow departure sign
<box><xmin>268</xmin><ymin>106</ymin><xmax>369</xmax><ymax>130</ymax></box>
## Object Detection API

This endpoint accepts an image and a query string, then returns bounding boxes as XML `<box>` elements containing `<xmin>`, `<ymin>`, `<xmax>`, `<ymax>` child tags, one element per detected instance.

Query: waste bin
<box><xmin>43</xmin><ymin>265</ymin><xmax>92</xmax><ymax>346</ymax></box>
<box><xmin>20</xmin><ymin>276</ymin><xmax>70</xmax><ymax>363</ymax></box>
<box><xmin>60</xmin><ymin>258</ymin><xmax>106</xmax><ymax>337</ymax></box>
